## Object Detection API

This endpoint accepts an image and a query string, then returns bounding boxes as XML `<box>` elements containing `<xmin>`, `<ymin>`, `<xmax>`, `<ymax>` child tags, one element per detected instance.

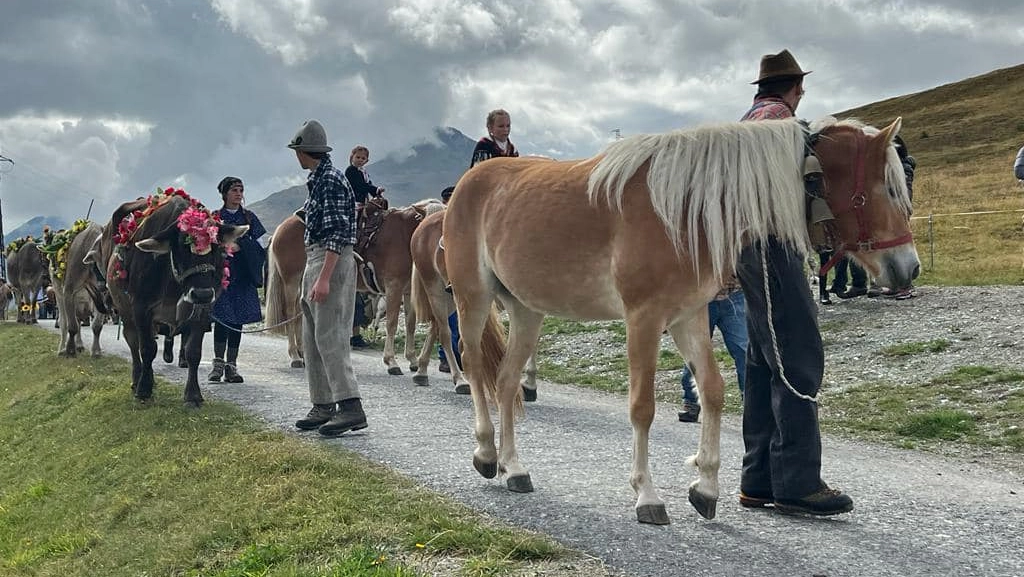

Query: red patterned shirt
<box><xmin>740</xmin><ymin>95</ymin><xmax>794</xmax><ymax>121</ymax></box>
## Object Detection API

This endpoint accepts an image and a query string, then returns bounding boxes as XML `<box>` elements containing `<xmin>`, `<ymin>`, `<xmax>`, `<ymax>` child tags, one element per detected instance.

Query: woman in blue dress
<box><xmin>208</xmin><ymin>176</ymin><xmax>267</xmax><ymax>383</ymax></box>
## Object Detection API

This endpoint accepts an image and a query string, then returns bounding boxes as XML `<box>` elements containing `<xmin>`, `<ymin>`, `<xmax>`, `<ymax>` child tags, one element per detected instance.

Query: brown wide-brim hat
<box><xmin>751</xmin><ymin>49</ymin><xmax>812</xmax><ymax>84</ymax></box>
<box><xmin>288</xmin><ymin>119</ymin><xmax>333</xmax><ymax>153</ymax></box>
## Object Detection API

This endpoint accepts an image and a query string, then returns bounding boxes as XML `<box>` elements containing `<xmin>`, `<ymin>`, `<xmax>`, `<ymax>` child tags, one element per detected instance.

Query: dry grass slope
<box><xmin>836</xmin><ymin>63</ymin><xmax>1024</xmax><ymax>285</ymax></box>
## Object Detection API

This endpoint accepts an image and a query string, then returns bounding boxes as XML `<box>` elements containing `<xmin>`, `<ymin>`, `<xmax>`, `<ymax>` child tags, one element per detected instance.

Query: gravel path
<box><xmin>53</xmin><ymin>285</ymin><xmax>1024</xmax><ymax>577</ymax></box>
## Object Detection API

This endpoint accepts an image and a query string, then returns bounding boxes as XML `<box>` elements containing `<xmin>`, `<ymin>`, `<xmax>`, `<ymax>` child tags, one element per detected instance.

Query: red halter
<box><xmin>817</xmin><ymin>130</ymin><xmax>914</xmax><ymax>276</ymax></box>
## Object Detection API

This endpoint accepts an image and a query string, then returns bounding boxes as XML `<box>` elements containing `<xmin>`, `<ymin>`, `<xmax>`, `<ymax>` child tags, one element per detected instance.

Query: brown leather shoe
<box><xmin>775</xmin><ymin>483</ymin><xmax>853</xmax><ymax>516</ymax></box>
<box><xmin>739</xmin><ymin>490</ymin><xmax>773</xmax><ymax>508</ymax></box>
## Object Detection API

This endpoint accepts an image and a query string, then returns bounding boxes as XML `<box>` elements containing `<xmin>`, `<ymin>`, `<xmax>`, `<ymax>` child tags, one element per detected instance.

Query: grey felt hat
<box><xmin>287</xmin><ymin>119</ymin><xmax>333</xmax><ymax>153</ymax></box>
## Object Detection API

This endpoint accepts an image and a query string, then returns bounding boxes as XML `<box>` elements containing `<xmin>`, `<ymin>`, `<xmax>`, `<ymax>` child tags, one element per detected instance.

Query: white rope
<box><xmin>760</xmin><ymin>241</ymin><xmax>820</xmax><ymax>403</ymax></box>
<box><xmin>211</xmin><ymin>312</ymin><xmax>302</xmax><ymax>334</ymax></box>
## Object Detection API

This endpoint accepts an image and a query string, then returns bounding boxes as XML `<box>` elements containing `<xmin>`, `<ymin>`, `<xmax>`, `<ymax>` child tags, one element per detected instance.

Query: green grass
<box><xmin>821</xmin><ymin>366</ymin><xmax>1024</xmax><ymax>451</ymax></box>
<box><xmin>877</xmin><ymin>339</ymin><xmax>951</xmax><ymax>357</ymax></box>
<box><xmin>0</xmin><ymin>324</ymin><xmax>581</xmax><ymax>577</ymax></box>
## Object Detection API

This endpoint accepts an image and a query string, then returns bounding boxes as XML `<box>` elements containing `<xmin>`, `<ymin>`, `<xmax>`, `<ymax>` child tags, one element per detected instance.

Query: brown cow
<box><xmin>0</xmin><ymin>280</ymin><xmax>12</xmax><ymax>321</ymax></box>
<box><xmin>47</xmin><ymin>223</ymin><xmax>109</xmax><ymax>357</ymax></box>
<box><xmin>102</xmin><ymin>193</ymin><xmax>247</xmax><ymax>406</ymax></box>
<box><xmin>5</xmin><ymin>239</ymin><xmax>49</xmax><ymax>324</ymax></box>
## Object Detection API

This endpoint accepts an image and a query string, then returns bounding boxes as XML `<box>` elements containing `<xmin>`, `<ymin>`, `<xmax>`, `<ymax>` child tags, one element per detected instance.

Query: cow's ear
<box><xmin>219</xmin><ymin>225</ymin><xmax>250</xmax><ymax>246</ymax></box>
<box><xmin>135</xmin><ymin>239</ymin><xmax>171</xmax><ymax>254</ymax></box>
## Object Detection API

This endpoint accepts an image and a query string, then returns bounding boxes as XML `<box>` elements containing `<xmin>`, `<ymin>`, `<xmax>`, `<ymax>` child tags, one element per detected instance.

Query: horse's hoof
<box><xmin>91</xmin><ymin>352</ymin><xmax>102</xmax><ymax>358</ymax></box>
<box><xmin>290</xmin><ymin>359</ymin><xmax>305</xmax><ymax>368</ymax></box>
<box><xmin>636</xmin><ymin>503</ymin><xmax>671</xmax><ymax>525</ymax></box>
<box><xmin>687</xmin><ymin>487</ymin><xmax>718</xmax><ymax>520</ymax></box>
<box><xmin>473</xmin><ymin>456</ymin><xmax>498</xmax><ymax>479</ymax></box>
<box><xmin>162</xmin><ymin>351</ymin><xmax>173</xmax><ymax>363</ymax></box>
<box><xmin>506</xmin><ymin>474</ymin><xmax>534</xmax><ymax>493</ymax></box>
<box><xmin>409</xmin><ymin>364</ymin><xmax>418</xmax><ymax>372</ymax></box>
<box><xmin>387</xmin><ymin>366</ymin><xmax>403</xmax><ymax>376</ymax></box>
<box><xmin>454</xmin><ymin>383</ymin><xmax>471</xmax><ymax>395</ymax></box>
<box><xmin>522</xmin><ymin>386</ymin><xmax>537</xmax><ymax>402</ymax></box>
<box><xmin>178</xmin><ymin>360</ymin><xmax>188</xmax><ymax>369</ymax></box>
<box><xmin>183</xmin><ymin>400</ymin><xmax>203</xmax><ymax>409</ymax></box>
<box><xmin>412</xmin><ymin>375</ymin><xmax>429</xmax><ymax>386</ymax></box>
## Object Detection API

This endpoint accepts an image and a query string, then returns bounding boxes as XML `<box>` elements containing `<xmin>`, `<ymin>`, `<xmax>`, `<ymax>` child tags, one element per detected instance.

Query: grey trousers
<box><xmin>302</xmin><ymin>245</ymin><xmax>360</xmax><ymax>404</ymax></box>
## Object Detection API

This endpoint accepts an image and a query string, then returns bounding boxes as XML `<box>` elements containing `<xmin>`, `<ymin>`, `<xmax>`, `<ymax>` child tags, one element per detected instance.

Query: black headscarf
<box><xmin>217</xmin><ymin>176</ymin><xmax>243</xmax><ymax>197</ymax></box>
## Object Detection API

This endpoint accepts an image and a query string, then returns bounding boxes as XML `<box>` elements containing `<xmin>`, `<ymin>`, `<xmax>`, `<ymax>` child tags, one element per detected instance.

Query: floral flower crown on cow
<box><xmin>112</xmin><ymin>187</ymin><xmax>234</xmax><ymax>289</ymax></box>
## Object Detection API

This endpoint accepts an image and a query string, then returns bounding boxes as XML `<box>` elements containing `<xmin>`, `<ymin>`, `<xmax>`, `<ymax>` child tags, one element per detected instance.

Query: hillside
<box><xmin>837</xmin><ymin>63</ymin><xmax>1024</xmax><ymax>284</ymax></box>
<box><xmin>4</xmin><ymin>215</ymin><xmax>69</xmax><ymax>246</ymax></box>
<box><xmin>251</xmin><ymin>126</ymin><xmax>475</xmax><ymax>232</ymax></box>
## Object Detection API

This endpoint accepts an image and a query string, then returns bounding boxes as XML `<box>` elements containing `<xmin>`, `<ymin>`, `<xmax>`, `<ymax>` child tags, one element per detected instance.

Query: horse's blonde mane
<box><xmin>587</xmin><ymin>118</ymin><xmax>808</xmax><ymax>282</ymax></box>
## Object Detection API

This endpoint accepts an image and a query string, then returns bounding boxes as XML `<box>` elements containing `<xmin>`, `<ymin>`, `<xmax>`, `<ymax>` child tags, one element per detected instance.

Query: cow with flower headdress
<box><xmin>99</xmin><ymin>187</ymin><xmax>248</xmax><ymax>406</ymax></box>
<box><xmin>39</xmin><ymin>219</ymin><xmax>110</xmax><ymax>357</ymax></box>
<box><xmin>5</xmin><ymin>236</ymin><xmax>49</xmax><ymax>324</ymax></box>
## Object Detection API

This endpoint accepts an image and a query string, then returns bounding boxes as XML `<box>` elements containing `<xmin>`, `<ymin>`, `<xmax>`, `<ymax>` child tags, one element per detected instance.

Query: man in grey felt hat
<box><xmin>288</xmin><ymin>119</ymin><xmax>367</xmax><ymax>437</ymax></box>
<box><xmin>732</xmin><ymin>50</ymin><xmax>855</xmax><ymax>517</ymax></box>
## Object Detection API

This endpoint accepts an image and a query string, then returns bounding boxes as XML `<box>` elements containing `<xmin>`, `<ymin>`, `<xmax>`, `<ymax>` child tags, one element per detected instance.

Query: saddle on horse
<box><xmin>355</xmin><ymin>197</ymin><xmax>390</xmax><ymax>294</ymax></box>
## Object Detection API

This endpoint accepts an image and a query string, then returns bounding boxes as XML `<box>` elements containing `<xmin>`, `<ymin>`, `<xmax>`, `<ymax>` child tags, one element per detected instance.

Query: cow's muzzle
<box><xmin>184</xmin><ymin>287</ymin><xmax>215</xmax><ymax>305</ymax></box>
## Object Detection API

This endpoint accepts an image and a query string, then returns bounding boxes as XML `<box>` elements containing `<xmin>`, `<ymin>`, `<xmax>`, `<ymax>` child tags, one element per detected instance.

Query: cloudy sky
<box><xmin>0</xmin><ymin>0</ymin><xmax>1021</xmax><ymax>230</ymax></box>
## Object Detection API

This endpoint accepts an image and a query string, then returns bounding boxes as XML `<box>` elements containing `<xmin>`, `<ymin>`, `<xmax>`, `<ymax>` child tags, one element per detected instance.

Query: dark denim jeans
<box><xmin>680</xmin><ymin>290</ymin><xmax>748</xmax><ymax>403</ymax></box>
<box><xmin>437</xmin><ymin>311</ymin><xmax>462</xmax><ymax>370</ymax></box>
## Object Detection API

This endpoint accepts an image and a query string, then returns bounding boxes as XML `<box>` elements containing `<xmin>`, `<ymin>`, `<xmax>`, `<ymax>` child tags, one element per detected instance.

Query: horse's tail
<box><xmin>263</xmin><ymin>245</ymin><xmax>291</xmax><ymax>335</ymax></box>
<box><xmin>410</xmin><ymin>264</ymin><xmax>432</xmax><ymax>326</ymax></box>
<box><xmin>474</xmin><ymin>304</ymin><xmax>523</xmax><ymax>417</ymax></box>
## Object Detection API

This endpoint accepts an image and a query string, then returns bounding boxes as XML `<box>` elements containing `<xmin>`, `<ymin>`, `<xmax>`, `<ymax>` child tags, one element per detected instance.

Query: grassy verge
<box><xmin>534</xmin><ymin>320</ymin><xmax>1023</xmax><ymax>460</ymax></box>
<box><xmin>821</xmin><ymin>365</ymin><xmax>1024</xmax><ymax>452</ymax></box>
<box><xmin>0</xmin><ymin>324</ymin><xmax>597</xmax><ymax>577</ymax></box>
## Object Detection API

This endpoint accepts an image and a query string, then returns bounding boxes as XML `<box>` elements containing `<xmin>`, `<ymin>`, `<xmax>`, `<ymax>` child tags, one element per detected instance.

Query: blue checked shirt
<box><xmin>302</xmin><ymin>154</ymin><xmax>356</xmax><ymax>254</ymax></box>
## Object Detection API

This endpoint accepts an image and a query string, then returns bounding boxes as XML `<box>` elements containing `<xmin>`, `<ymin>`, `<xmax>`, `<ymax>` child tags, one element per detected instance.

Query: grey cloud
<box><xmin>0</xmin><ymin>0</ymin><xmax>1021</xmax><ymax>228</ymax></box>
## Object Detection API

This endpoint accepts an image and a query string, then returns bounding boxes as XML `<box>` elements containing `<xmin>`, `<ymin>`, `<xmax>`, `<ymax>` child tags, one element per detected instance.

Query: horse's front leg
<box><xmin>382</xmin><ymin>288</ymin><xmax>403</xmax><ymax>375</ymax></box>
<box><xmin>402</xmin><ymin>289</ymin><xmax>418</xmax><ymax>372</ymax></box>
<box><xmin>668</xmin><ymin>313</ymin><xmax>723</xmax><ymax>520</ymax></box>
<box><xmin>625</xmin><ymin>314</ymin><xmax>670</xmax><ymax>525</ymax></box>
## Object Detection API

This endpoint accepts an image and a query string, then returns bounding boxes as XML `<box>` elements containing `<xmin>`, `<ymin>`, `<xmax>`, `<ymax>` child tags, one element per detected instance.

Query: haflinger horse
<box><xmin>103</xmin><ymin>191</ymin><xmax>247</xmax><ymax>407</ymax></box>
<box><xmin>44</xmin><ymin>222</ymin><xmax>109</xmax><ymax>357</ymax></box>
<box><xmin>409</xmin><ymin>207</ymin><xmax>540</xmax><ymax>395</ymax></box>
<box><xmin>5</xmin><ymin>239</ymin><xmax>49</xmax><ymax>324</ymax></box>
<box><xmin>265</xmin><ymin>198</ymin><xmax>442</xmax><ymax>375</ymax></box>
<box><xmin>443</xmin><ymin>116</ymin><xmax>919</xmax><ymax>524</ymax></box>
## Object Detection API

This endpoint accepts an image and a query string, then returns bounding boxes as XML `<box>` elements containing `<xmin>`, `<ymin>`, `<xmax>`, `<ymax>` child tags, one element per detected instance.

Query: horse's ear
<box><xmin>879</xmin><ymin>117</ymin><xmax>903</xmax><ymax>143</ymax></box>
<box><xmin>219</xmin><ymin>224</ymin><xmax>249</xmax><ymax>247</ymax></box>
<box><xmin>136</xmin><ymin>238</ymin><xmax>171</xmax><ymax>254</ymax></box>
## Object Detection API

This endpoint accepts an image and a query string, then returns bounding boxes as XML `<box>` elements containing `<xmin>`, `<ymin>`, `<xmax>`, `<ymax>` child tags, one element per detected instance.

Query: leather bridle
<box><xmin>806</xmin><ymin>128</ymin><xmax>914</xmax><ymax>276</ymax></box>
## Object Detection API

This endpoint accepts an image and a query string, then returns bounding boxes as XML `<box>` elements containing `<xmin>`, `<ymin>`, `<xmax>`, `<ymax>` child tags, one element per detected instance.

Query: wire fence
<box><xmin>910</xmin><ymin>208</ymin><xmax>1024</xmax><ymax>272</ymax></box>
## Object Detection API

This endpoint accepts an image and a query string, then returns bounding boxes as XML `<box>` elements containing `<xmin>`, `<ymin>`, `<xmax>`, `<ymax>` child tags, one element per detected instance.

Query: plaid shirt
<box><xmin>740</xmin><ymin>95</ymin><xmax>794</xmax><ymax>121</ymax></box>
<box><xmin>303</xmin><ymin>154</ymin><xmax>356</xmax><ymax>254</ymax></box>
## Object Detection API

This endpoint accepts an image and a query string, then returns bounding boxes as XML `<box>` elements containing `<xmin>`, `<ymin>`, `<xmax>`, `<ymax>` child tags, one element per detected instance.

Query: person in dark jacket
<box><xmin>209</xmin><ymin>176</ymin><xmax>267</xmax><ymax>384</ymax></box>
<box><xmin>470</xmin><ymin>109</ymin><xmax>518</xmax><ymax>168</ymax></box>
<box><xmin>344</xmin><ymin>146</ymin><xmax>385</xmax><ymax>209</ymax></box>
<box><xmin>734</xmin><ymin>49</ymin><xmax>853</xmax><ymax>517</ymax></box>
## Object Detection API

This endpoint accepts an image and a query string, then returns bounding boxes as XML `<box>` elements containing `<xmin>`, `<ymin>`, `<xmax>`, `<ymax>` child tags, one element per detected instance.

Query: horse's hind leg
<box><xmin>412</xmin><ymin>323</ymin><xmax>437</xmax><ymax>386</ymax></box>
<box><xmin>494</xmin><ymin>298</ymin><xmax>544</xmax><ymax>492</ymax></box>
<box><xmin>668</xmin><ymin>311</ymin><xmax>724</xmax><ymax>520</ymax></box>
<box><xmin>402</xmin><ymin>289</ymin><xmax>419</xmax><ymax>372</ymax></box>
<box><xmin>625</xmin><ymin>312</ymin><xmax>672</xmax><ymax>525</ymax></box>
<box><xmin>381</xmin><ymin>284</ymin><xmax>404</xmax><ymax>376</ymax></box>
